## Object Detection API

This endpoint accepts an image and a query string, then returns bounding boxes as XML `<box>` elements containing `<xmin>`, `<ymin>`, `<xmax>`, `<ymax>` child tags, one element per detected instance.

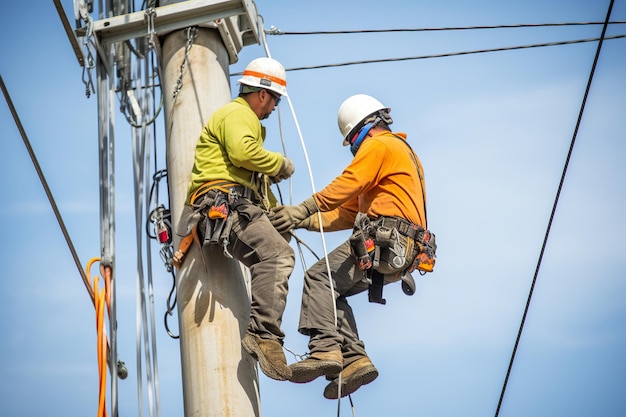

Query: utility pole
<box><xmin>86</xmin><ymin>1</ymin><xmax>263</xmax><ymax>416</ymax></box>
<box><xmin>161</xmin><ymin>25</ymin><xmax>260</xmax><ymax>417</ymax></box>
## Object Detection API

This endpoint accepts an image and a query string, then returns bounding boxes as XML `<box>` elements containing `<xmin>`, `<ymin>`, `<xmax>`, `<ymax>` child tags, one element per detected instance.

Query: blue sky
<box><xmin>1</xmin><ymin>1</ymin><xmax>625</xmax><ymax>416</ymax></box>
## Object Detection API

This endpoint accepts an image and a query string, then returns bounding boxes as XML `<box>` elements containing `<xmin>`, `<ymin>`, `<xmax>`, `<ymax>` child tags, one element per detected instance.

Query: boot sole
<box><xmin>323</xmin><ymin>365</ymin><xmax>378</xmax><ymax>399</ymax></box>
<box><xmin>242</xmin><ymin>335</ymin><xmax>291</xmax><ymax>381</ymax></box>
<box><xmin>289</xmin><ymin>360</ymin><xmax>343</xmax><ymax>384</ymax></box>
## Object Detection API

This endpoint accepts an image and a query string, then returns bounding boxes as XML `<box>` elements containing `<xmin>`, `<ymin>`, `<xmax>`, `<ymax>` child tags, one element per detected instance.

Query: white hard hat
<box><xmin>337</xmin><ymin>94</ymin><xmax>389</xmax><ymax>145</ymax></box>
<box><xmin>238</xmin><ymin>57</ymin><xmax>288</xmax><ymax>96</ymax></box>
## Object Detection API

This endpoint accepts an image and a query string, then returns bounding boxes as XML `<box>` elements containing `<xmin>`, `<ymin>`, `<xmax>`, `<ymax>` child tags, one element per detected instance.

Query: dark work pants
<box><xmin>298</xmin><ymin>240</ymin><xmax>405</xmax><ymax>365</ymax></box>
<box><xmin>225</xmin><ymin>202</ymin><xmax>295</xmax><ymax>343</ymax></box>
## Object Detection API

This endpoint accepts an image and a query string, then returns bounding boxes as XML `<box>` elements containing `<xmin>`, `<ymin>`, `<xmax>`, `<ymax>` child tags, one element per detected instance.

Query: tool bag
<box><xmin>174</xmin><ymin>182</ymin><xmax>259</xmax><ymax>265</ymax></box>
<box><xmin>349</xmin><ymin>213</ymin><xmax>437</xmax><ymax>304</ymax></box>
<box><xmin>408</xmin><ymin>229</ymin><xmax>437</xmax><ymax>273</ymax></box>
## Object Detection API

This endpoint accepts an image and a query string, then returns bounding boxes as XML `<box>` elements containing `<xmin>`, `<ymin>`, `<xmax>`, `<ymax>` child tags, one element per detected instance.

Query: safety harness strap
<box><xmin>375</xmin><ymin>216</ymin><xmax>424</xmax><ymax>241</ymax></box>
<box><xmin>190</xmin><ymin>180</ymin><xmax>260</xmax><ymax>206</ymax></box>
<box><xmin>368</xmin><ymin>270</ymin><xmax>386</xmax><ymax>305</ymax></box>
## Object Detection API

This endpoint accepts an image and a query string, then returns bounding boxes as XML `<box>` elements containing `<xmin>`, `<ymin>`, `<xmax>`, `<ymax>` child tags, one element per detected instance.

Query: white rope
<box><xmin>260</xmin><ymin>18</ymin><xmax>345</xmax><ymax>415</ymax></box>
<box><xmin>260</xmin><ymin>20</ymin><xmax>338</xmax><ymax>329</ymax></box>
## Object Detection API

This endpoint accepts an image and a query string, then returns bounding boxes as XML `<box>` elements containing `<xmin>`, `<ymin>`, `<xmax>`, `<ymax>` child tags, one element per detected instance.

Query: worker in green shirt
<box><xmin>176</xmin><ymin>57</ymin><xmax>295</xmax><ymax>381</ymax></box>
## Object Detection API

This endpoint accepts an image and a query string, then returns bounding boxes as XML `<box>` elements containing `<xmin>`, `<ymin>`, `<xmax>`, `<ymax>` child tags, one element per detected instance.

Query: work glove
<box><xmin>270</xmin><ymin>196</ymin><xmax>318</xmax><ymax>234</ymax></box>
<box><xmin>271</xmin><ymin>156</ymin><xmax>295</xmax><ymax>182</ymax></box>
<box><xmin>296</xmin><ymin>216</ymin><xmax>312</xmax><ymax>230</ymax></box>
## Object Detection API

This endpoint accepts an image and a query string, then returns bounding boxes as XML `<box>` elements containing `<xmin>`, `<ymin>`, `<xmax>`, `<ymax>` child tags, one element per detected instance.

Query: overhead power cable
<box><xmin>0</xmin><ymin>74</ymin><xmax>95</xmax><ymax>303</ymax></box>
<box><xmin>494</xmin><ymin>0</ymin><xmax>615</xmax><ymax>416</ymax></box>
<box><xmin>266</xmin><ymin>20</ymin><xmax>626</xmax><ymax>35</ymax></box>
<box><xmin>263</xmin><ymin>34</ymin><xmax>625</xmax><ymax>73</ymax></box>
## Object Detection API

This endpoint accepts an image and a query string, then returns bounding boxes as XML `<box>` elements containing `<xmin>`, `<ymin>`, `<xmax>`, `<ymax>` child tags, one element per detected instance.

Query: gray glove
<box><xmin>270</xmin><ymin>197</ymin><xmax>318</xmax><ymax>233</ymax></box>
<box><xmin>272</xmin><ymin>156</ymin><xmax>295</xmax><ymax>182</ymax></box>
<box><xmin>296</xmin><ymin>216</ymin><xmax>312</xmax><ymax>230</ymax></box>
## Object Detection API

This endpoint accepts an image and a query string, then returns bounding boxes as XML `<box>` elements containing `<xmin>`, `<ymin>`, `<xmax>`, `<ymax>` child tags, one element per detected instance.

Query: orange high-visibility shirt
<box><xmin>310</xmin><ymin>131</ymin><xmax>426</xmax><ymax>231</ymax></box>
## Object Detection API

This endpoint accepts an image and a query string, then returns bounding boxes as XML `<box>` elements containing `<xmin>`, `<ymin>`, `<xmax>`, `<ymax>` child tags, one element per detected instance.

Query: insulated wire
<box><xmin>95</xmin><ymin>276</ymin><xmax>108</xmax><ymax>417</ymax></box>
<box><xmin>266</xmin><ymin>20</ymin><xmax>626</xmax><ymax>35</ymax></box>
<box><xmin>0</xmin><ymin>74</ymin><xmax>96</xmax><ymax>303</ymax></box>
<box><xmin>493</xmin><ymin>1</ymin><xmax>615</xmax><ymax>416</ymax></box>
<box><xmin>273</xmin><ymin>34</ymin><xmax>626</xmax><ymax>73</ymax></box>
<box><xmin>87</xmin><ymin>258</ymin><xmax>111</xmax><ymax>417</ymax></box>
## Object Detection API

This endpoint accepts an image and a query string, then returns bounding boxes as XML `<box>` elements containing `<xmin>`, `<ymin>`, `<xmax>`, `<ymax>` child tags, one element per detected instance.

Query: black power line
<box><xmin>0</xmin><ymin>74</ymin><xmax>95</xmax><ymax>304</ymax></box>
<box><xmin>494</xmin><ymin>0</ymin><xmax>616</xmax><ymax>416</ymax></box>
<box><xmin>266</xmin><ymin>20</ymin><xmax>626</xmax><ymax>36</ymax></box>
<box><xmin>229</xmin><ymin>34</ymin><xmax>626</xmax><ymax>75</ymax></box>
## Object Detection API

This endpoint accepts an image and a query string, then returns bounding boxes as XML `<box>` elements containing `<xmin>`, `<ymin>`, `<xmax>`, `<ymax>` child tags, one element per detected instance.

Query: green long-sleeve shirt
<box><xmin>186</xmin><ymin>97</ymin><xmax>283</xmax><ymax>204</ymax></box>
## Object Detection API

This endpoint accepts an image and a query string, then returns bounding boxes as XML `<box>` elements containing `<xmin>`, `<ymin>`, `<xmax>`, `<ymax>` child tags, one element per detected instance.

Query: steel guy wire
<box><xmin>493</xmin><ymin>0</ymin><xmax>616</xmax><ymax>416</ymax></box>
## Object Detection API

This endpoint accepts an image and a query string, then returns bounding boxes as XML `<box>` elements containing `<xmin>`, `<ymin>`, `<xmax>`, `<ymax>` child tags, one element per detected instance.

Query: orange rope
<box><xmin>87</xmin><ymin>258</ymin><xmax>110</xmax><ymax>417</ymax></box>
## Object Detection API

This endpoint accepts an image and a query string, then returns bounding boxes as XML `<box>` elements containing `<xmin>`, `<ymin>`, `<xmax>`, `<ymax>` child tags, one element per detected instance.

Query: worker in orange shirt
<box><xmin>270</xmin><ymin>94</ymin><xmax>436</xmax><ymax>399</ymax></box>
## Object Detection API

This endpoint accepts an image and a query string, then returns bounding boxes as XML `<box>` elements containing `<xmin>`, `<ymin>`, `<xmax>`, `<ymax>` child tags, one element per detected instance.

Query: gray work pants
<box><xmin>298</xmin><ymin>240</ymin><xmax>404</xmax><ymax>365</ymax></box>
<box><xmin>222</xmin><ymin>201</ymin><xmax>295</xmax><ymax>342</ymax></box>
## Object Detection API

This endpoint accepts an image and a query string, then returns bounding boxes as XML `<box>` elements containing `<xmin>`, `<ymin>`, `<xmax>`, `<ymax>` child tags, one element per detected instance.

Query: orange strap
<box><xmin>189</xmin><ymin>180</ymin><xmax>240</xmax><ymax>205</ymax></box>
<box><xmin>243</xmin><ymin>69</ymin><xmax>286</xmax><ymax>86</ymax></box>
<box><xmin>173</xmin><ymin>233</ymin><xmax>194</xmax><ymax>269</ymax></box>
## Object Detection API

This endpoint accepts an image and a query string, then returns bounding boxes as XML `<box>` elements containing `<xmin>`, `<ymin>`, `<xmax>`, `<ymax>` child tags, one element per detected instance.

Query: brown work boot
<box><xmin>289</xmin><ymin>351</ymin><xmax>343</xmax><ymax>383</ymax></box>
<box><xmin>242</xmin><ymin>334</ymin><xmax>292</xmax><ymax>381</ymax></box>
<box><xmin>323</xmin><ymin>356</ymin><xmax>378</xmax><ymax>399</ymax></box>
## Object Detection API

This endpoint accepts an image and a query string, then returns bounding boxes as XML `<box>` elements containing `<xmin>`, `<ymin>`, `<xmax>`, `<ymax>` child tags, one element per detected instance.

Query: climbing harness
<box><xmin>174</xmin><ymin>180</ymin><xmax>265</xmax><ymax>266</ymax></box>
<box><xmin>377</xmin><ymin>216</ymin><xmax>437</xmax><ymax>274</ymax></box>
<box><xmin>345</xmin><ymin>131</ymin><xmax>437</xmax><ymax>304</ymax></box>
<box><xmin>349</xmin><ymin>213</ymin><xmax>436</xmax><ymax>304</ymax></box>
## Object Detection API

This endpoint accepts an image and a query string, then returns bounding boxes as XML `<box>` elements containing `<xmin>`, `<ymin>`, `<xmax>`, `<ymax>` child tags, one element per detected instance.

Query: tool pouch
<box><xmin>349</xmin><ymin>213</ymin><xmax>375</xmax><ymax>270</ymax></box>
<box><xmin>198</xmin><ymin>191</ymin><xmax>236</xmax><ymax>259</ymax></box>
<box><xmin>373</xmin><ymin>226</ymin><xmax>409</xmax><ymax>273</ymax></box>
<box><xmin>204</xmin><ymin>191</ymin><xmax>229</xmax><ymax>245</ymax></box>
<box><xmin>409</xmin><ymin>230</ymin><xmax>437</xmax><ymax>273</ymax></box>
<box><xmin>349</xmin><ymin>229</ymin><xmax>374</xmax><ymax>270</ymax></box>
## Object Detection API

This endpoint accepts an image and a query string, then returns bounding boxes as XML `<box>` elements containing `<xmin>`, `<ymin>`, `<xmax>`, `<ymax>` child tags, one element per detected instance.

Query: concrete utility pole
<box><xmin>162</xmin><ymin>27</ymin><xmax>260</xmax><ymax>417</ymax></box>
<box><xmin>88</xmin><ymin>1</ymin><xmax>263</xmax><ymax>416</ymax></box>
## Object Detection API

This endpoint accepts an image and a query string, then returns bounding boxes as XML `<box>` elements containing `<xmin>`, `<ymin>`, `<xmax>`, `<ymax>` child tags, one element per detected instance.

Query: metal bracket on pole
<box><xmin>79</xmin><ymin>0</ymin><xmax>259</xmax><ymax>64</ymax></box>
